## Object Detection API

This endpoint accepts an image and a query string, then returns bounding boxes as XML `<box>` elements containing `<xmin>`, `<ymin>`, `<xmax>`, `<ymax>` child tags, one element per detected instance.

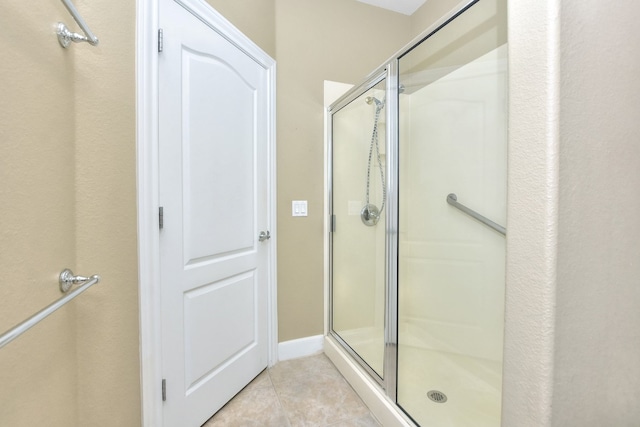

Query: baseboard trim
<box><xmin>278</xmin><ymin>334</ymin><xmax>324</xmax><ymax>361</ymax></box>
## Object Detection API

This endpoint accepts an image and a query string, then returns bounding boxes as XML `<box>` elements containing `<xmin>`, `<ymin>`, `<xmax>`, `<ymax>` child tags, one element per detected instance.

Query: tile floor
<box><xmin>202</xmin><ymin>353</ymin><xmax>381</xmax><ymax>427</ymax></box>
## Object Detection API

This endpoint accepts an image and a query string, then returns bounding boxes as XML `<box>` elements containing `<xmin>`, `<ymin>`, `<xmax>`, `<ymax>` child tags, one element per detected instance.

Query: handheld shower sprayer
<box><xmin>361</xmin><ymin>94</ymin><xmax>386</xmax><ymax>226</ymax></box>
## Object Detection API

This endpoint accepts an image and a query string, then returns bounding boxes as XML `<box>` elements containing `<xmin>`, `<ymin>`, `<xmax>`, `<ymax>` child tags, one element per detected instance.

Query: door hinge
<box><xmin>162</xmin><ymin>378</ymin><xmax>166</xmax><ymax>401</ymax></box>
<box><xmin>159</xmin><ymin>206</ymin><xmax>164</xmax><ymax>230</ymax></box>
<box><xmin>331</xmin><ymin>214</ymin><xmax>336</xmax><ymax>232</ymax></box>
<box><xmin>158</xmin><ymin>28</ymin><xmax>164</xmax><ymax>53</ymax></box>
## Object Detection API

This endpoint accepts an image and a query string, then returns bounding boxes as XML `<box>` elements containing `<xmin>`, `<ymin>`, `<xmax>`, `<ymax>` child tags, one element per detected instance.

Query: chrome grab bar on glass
<box><xmin>0</xmin><ymin>269</ymin><xmax>101</xmax><ymax>349</ymax></box>
<box><xmin>446</xmin><ymin>193</ymin><xmax>506</xmax><ymax>236</ymax></box>
<box><xmin>56</xmin><ymin>0</ymin><xmax>100</xmax><ymax>48</ymax></box>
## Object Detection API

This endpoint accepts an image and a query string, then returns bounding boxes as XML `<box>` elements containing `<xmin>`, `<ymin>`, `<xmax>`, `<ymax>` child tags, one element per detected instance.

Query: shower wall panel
<box><xmin>400</xmin><ymin>46</ymin><xmax>507</xmax><ymax>363</ymax></box>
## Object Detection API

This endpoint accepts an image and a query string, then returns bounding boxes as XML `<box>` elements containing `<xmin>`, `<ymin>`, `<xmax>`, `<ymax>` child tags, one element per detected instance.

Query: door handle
<box><xmin>258</xmin><ymin>231</ymin><xmax>271</xmax><ymax>242</ymax></box>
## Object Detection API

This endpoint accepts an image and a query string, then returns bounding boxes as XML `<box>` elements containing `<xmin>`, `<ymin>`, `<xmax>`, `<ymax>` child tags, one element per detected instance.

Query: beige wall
<box><xmin>0</xmin><ymin>2</ymin><xmax>78</xmax><ymax>425</ymax></box>
<box><xmin>410</xmin><ymin>0</ymin><xmax>462</xmax><ymax>37</ymax></box>
<box><xmin>204</xmin><ymin>0</ymin><xmax>276</xmax><ymax>58</ymax></box>
<box><xmin>0</xmin><ymin>0</ymin><xmax>139</xmax><ymax>426</ymax></box>
<box><xmin>73</xmin><ymin>0</ymin><xmax>139</xmax><ymax>425</ymax></box>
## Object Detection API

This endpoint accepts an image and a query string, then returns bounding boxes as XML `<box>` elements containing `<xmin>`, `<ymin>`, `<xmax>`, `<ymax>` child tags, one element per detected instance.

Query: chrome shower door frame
<box><xmin>384</xmin><ymin>58</ymin><xmax>399</xmax><ymax>401</ymax></box>
<box><xmin>327</xmin><ymin>61</ymin><xmax>402</xmax><ymax>398</ymax></box>
<box><xmin>328</xmin><ymin>69</ymin><xmax>389</xmax><ymax>388</ymax></box>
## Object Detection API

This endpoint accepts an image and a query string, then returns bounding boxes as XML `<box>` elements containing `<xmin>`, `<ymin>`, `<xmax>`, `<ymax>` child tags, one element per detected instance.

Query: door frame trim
<box><xmin>136</xmin><ymin>1</ymin><xmax>278</xmax><ymax>425</ymax></box>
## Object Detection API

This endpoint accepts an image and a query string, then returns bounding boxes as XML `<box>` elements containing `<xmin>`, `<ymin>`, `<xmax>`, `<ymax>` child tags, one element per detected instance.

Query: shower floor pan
<box><xmin>398</xmin><ymin>345</ymin><xmax>501</xmax><ymax>427</ymax></box>
<box><xmin>332</xmin><ymin>330</ymin><xmax>501</xmax><ymax>427</ymax></box>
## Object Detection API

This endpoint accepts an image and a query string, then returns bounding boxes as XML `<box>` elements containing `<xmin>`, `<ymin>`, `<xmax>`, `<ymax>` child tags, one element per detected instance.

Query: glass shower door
<box><xmin>331</xmin><ymin>79</ymin><xmax>387</xmax><ymax>379</ymax></box>
<box><xmin>396</xmin><ymin>0</ymin><xmax>507</xmax><ymax>425</ymax></box>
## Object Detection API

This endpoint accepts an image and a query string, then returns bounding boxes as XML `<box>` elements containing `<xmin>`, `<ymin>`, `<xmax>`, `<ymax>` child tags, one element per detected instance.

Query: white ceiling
<box><xmin>355</xmin><ymin>0</ymin><xmax>428</xmax><ymax>15</ymax></box>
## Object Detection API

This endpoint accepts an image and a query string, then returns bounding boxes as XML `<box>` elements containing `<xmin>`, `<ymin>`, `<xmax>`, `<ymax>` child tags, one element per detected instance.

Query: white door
<box><xmin>158</xmin><ymin>1</ymin><xmax>272</xmax><ymax>425</ymax></box>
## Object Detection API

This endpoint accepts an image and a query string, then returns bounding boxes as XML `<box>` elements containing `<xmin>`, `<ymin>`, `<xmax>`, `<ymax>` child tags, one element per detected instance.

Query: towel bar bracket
<box><xmin>56</xmin><ymin>0</ymin><xmax>99</xmax><ymax>48</ymax></box>
<box><xmin>59</xmin><ymin>268</ymin><xmax>91</xmax><ymax>293</ymax></box>
<box><xmin>56</xmin><ymin>22</ymin><xmax>96</xmax><ymax>48</ymax></box>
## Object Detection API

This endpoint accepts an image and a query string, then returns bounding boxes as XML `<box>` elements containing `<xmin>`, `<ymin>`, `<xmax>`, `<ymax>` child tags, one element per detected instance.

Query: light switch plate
<box><xmin>292</xmin><ymin>200</ymin><xmax>308</xmax><ymax>217</ymax></box>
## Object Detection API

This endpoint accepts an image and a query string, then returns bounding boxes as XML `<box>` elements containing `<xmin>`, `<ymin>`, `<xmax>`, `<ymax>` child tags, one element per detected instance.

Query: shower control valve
<box><xmin>361</xmin><ymin>204</ymin><xmax>381</xmax><ymax>226</ymax></box>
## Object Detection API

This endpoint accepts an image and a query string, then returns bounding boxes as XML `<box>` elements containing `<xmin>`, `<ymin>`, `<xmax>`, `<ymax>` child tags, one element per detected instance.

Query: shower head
<box><xmin>365</xmin><ymin>96</ymin><xmax>384</xmax><ymax>110</ymax></box>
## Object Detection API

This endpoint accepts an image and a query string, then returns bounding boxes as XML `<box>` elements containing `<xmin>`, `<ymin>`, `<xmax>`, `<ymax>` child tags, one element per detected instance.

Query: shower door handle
<box><xmin>258</xmin><ymin>231</ymin><xmax>271</xmax><ymax>242</ymax></box>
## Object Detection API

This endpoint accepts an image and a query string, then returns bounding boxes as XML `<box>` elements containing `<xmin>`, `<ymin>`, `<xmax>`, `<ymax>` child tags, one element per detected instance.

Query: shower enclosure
<box><xmin>328</xmin><ymin>1</ymin><xmax>507</xmax><ymax>426</ymax></box>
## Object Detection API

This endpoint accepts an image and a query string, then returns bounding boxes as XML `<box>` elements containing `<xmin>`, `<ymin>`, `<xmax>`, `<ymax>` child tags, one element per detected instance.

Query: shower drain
<box><xmin>427</xmin><ymin>390</ymin><xmax>448</xmax><ymax>403</ymax></box>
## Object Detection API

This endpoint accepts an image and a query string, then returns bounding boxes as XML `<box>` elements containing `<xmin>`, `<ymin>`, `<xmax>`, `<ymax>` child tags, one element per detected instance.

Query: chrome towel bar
<box><xmin>0</xmin><ymin>270</ymin><xmax>101</xmax><ymax>349</ymax></box>
<box><xmin>446</xmin><ymin>193</ymin><xmax>506</xmax><ymax>236</ymax></box>
<box><xmin>57</xmin><ymin>0</ymin><xmax>99</xmax><ymax>48</ymax></box>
